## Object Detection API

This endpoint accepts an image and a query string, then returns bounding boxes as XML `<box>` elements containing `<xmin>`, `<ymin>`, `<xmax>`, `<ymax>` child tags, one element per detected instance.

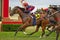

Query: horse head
<box><xmin>10</xmin><ymin>6</ymin><xmax>23</xmax><ymax>16</ymax></box>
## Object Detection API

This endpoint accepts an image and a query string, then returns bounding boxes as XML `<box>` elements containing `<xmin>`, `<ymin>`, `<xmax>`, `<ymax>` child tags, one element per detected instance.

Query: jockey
<box><xmin>20</xmin><ymin>0</ymin><xmax>36</xmax><ymax>25</ymax></box>
<box><xmin>20</xmin><ymin>0</ymin><xmax>35</xmax><ymax>14</ymax></box>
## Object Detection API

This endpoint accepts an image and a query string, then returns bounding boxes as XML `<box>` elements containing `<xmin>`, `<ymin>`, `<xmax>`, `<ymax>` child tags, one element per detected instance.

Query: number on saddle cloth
<box><xmin>35</xmin><ymin>13</ymin><xmax>40</xmax><ymax>19</ymax></box>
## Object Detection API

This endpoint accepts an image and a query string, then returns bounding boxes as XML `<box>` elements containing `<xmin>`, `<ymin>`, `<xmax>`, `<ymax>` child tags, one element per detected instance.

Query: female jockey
<box><xmin>20</xmin><ymin>0</ymin><xmax>35</xmax><ymax>14</ymax></box>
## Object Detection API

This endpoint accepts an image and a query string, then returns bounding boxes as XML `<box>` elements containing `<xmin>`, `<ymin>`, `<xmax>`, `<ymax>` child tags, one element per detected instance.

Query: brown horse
<box><xmin>10</xmin><ymin>6</ymin><xmax>43</xmax><ymax>36</ymax></box>
<box><xmin>46</xmin><ymin>7</ymin><xmax>60</xmax><ymax>40</ymax></box>
<box><xmin>28</xmin><ymin>9</ymin><xmax>55</xmax><ymax>38</ymax></box>
<box><xmin>10</xmin><ymin>6</ymin><xmax>54</xmax><ymax>38</ymax></box>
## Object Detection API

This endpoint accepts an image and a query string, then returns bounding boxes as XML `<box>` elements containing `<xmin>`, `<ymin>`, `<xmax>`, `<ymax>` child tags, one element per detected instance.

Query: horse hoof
<box><xmin>23</xmin><ymin>32</ymin><xmax>27</xmax><ymax>35</ymax></box>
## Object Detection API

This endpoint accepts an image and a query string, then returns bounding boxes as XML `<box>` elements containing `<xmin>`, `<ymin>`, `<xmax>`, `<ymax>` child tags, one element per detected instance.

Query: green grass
<box><xmin>0</xmin><ymin>27</ymin><xmax>60</xmax><ymax>40</ymax></box>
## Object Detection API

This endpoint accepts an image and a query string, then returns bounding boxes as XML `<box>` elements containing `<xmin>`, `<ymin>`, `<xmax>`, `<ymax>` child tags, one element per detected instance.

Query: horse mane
<box><xmin>14</xmin><ymin>6</ymin><xmax>25</xmax><ymax>12</ymax></box>
<box><xmin>11</xmin><ymin>6</ymin><xmax>30</xmax><ymax>24</ymax></box>
<box><xmin>11</xmin><ymin>6</ymin><xmax>24</xmax><ymax>15</ymax></box>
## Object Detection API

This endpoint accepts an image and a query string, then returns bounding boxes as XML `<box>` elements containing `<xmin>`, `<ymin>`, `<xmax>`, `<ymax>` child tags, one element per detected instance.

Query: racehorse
<box><xmin>10</xmin><ymin>6</ymin><xmax>55</xmax><ymax>38</ymax></box>
<box><xmin>27</xmin><ymin>9</ymin><xmax>55</xmax><ymax>37</ymax></box>
<box><xmin>46</xmin><ymin>7</ymin><xmax>60</xmax><ymax>40</ymax></box>
<box><xmin>10</xmin><ymin>6</ymin><xmax>42</xmax><ymax>36</ymax></box>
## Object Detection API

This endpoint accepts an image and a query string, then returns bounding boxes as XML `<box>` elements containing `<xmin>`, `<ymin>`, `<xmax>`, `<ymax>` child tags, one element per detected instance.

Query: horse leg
<box><xmin>14</xmin><ymin>22</ymin><xmax>29</xmax><ymax>36</ymax></box>
<box><xmin>40</xmin><ymin>20</ymin><xmax>47</xmax><ymax>38</ymax></box>
<box><xmin>28</xmin><ymin>25</ymin><xmax>40</xmax><ymax>35</ymax></box>
<box><xmin>41</xmin><ymin>28</ymin><xmax>45</xmax><ymax>37</ymax></box>
<box><xmin>47</xmin><ymin>25</ymin><xmax>55</xmax><ymax>32</ymax></box>
<box><xmin>56</xmin><ymin>31</ymin><xmax>59</xmax><ymax>40</ymax></box>
<box><xmin>47</xmin><ymin>25</ymin><xmax>51</xmax><ymax>32</ymax></box>
<box><xmin>52</xmin><ymin>25</ymin><xmax>55</xmax><ymax>30</ymax></box>
<box><xmin>41</xmin><ymin>24</ymin><xmax>46</xmax><ymax>38</ymax></box>
<box><xmin>46</xmin><ymin>26</ymin><xmax>59</xmax><ymax>36</ymax></box>
<box><xmin>14</xmin><ymin>26</ymin><xmax>23</xmax><ymax>36</ymax></box>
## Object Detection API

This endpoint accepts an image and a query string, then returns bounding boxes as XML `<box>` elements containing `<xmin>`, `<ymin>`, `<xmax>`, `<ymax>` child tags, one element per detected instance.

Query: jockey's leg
<box><xmin>24</xmin><ymin>10</ymin><xmax>30</xmax><ymax>14</ymax></box>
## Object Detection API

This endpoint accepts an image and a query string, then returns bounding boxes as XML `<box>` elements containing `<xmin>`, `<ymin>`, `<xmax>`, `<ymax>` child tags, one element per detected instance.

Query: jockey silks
<box><xmin>21</xmin><ymin>0</ymin><xmax>35</xmax><ymax>13</ymax></box>
<box><xmin>26</xmin><ymin>6</ymin><xmax>35</xmax><ymax>11</ymax></box>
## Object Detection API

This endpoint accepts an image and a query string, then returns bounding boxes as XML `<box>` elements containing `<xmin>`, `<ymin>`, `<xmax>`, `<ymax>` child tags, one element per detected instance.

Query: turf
<box><xmin>0</xmin><ymin>27</ymin><xmax>60</xmax><ymax>40</ymax></box>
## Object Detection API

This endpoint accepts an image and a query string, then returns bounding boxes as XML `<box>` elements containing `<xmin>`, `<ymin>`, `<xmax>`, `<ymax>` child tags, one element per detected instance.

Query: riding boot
<box><xmin>32</xmin><ymin>16</ymin><xmax>36</xmax><ymax>26</ymax></box>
